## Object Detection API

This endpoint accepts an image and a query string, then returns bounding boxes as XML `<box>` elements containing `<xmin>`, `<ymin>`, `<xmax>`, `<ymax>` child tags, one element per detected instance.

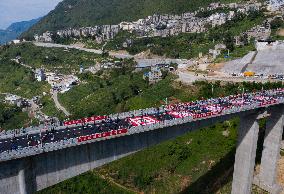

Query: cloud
<box><xmin>0</xmin><ymin>0</ymin><xmax>63</xmax><ymax>29</ymax></box>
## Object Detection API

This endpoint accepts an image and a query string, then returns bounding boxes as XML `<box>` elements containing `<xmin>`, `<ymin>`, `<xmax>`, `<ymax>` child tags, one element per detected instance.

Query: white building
<box><xmin>11</xmin><ymin>40</ymin><xmax>21</xmax><ymax>44</ymax></box>
<box><xmin>4</xmin><ymin>94</ymin><xmax>22</xmax><ymax>107</ymax></box>
<box><xmin>35</xmin><ymin>69</ymin><xmax>46</xmax><ymax>82</ymax></box>
<box><xmin>268</xmin><ymin>0</ymin><xmax>284</xmax><ymax>11</ymax></box>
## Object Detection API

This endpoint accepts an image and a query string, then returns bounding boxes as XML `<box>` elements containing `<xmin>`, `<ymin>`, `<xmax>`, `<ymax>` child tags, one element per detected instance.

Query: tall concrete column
<box><xmin>232</xmin><ymin>113</ymin><xmax>259</xmax><ymax>194</ymax></box>
<box><xmin>254</xmin><ymin>106</ymin><xmax>284</xmax><ymax>194</ymax></box>
<box><xmin>18</xmin><ymin>161</ymin><xmax>27</xmax><ymax>194</ymax></box>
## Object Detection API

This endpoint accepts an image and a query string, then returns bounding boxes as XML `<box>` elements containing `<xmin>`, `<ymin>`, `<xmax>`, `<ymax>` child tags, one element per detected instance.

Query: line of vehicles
<box><xmin>1</xmin><ymin>88</ymin><xmax>284</xmax><ymax>154</ymax></box>
<box><xmin>232</xmin><ymin>72</ymin><xmax>284</xmax><ymax>80</ymax></box>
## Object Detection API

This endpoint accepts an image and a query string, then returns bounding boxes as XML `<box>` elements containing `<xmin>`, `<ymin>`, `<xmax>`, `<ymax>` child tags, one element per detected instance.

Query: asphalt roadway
<box><xmin>1</xmin><ymin>89</ymin><xmax>284</xmax><ymax>153</ymax></box>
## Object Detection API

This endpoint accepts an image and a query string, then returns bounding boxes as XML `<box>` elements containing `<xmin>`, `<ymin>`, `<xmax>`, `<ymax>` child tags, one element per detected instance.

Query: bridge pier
<box><xmin>231</xmin><ymin>113</ymin><xmax>260</xmax><ymax>194</ymax></box>
<box><xmin>17</xmin><ymin>158</ymin><xmax>36</xmax><ymax>194</ymax></box>
<box><xmin>254</xmin><ymin>106</ymin><xmax>284</xmax><ymax>194</ymax></box>
<box><xmin>18</xmin><ymin>162</ymin><xmax>27</xmax><ymax>194</ymax></box>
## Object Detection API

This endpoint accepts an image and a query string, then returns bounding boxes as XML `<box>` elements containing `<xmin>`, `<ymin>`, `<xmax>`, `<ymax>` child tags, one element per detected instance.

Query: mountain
<box><xmin>22</xmin><ymin>0</ymin><xmax>240</xmax><ymax>39</ymax></box>
<box><xmin>0</xmin><ymin>18</ymin><xmax>41</xmax><ymax>45</ymax></box>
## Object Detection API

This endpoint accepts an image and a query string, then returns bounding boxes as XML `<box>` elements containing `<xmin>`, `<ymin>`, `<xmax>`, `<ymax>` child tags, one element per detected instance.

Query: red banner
<box><xmin>193</xmin><ymin>111</ymin><xmax>221</xmax><ymax>119</ymax></box>
<box><xmin>77</xmin><ymin>128</ymin><xmax>128</xmax><ymax>143</ymax></box>
<box><xmin>64</xmin><ymin>116</ymin><xmax>108</xmax><ymax>126</ymax></box>
<box><xmin>260</xmin><ymin>100</ymin><xmax>277</xmax><ymax>106</ymax></box>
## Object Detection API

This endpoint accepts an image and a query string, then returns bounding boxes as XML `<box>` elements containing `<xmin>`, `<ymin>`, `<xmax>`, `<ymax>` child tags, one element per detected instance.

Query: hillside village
<box><xmin>36</xmin><ymin>1</ymin><xmax>265</xmax><ymax>43</ymax></box>
<box><xmin>31</xmin><ymin>0</ymin><xmax>284</xmax><ymax>74</ymax></box>
<box><xmin>34</xmin><ymin>0</ymin><xmax>284</xmax><ymax>45</ymax></box>
<box><xmin>18</xmin><ymin>0</ymin><xmax>284</xmax><ymax>91</ymax></box>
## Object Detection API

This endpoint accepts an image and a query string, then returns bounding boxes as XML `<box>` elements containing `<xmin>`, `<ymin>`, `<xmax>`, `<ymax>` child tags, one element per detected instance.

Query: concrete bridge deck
<box><xmin>1</xmin><ymin>89</ymin><xmax>284</xmax><ymax>194</ymax></box>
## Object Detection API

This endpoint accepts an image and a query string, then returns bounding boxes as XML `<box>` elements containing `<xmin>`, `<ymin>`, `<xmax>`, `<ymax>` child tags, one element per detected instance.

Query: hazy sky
<box><xmin>0</xmin><ymin>0</ymin><xmax>63</xmax><ymax>29</ymax></box>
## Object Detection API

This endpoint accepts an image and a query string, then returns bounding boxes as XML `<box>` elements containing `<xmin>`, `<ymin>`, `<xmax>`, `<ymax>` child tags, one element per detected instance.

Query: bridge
<box><xmin>1</xmin><ymin>89</ymin><xmax>284</xmax><ymax>194</ymax></box>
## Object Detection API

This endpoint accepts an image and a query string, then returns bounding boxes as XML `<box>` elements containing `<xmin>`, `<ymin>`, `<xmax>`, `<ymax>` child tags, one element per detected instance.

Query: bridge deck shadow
<box><xmin>179</xmin><ymin>149</ymin><xmax>235</xmax><ymax>194</ymax></box>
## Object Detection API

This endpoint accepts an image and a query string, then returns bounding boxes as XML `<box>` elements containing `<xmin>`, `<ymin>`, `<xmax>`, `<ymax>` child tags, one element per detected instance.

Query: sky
<box><xmin>0</xmin><ymin>0</ymin><xmax>63</xmax><ymax>29</ymax></box>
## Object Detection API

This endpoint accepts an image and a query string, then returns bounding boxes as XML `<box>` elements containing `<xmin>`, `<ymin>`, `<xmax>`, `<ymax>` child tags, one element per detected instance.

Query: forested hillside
<box><xmin>22</xmin><ymin>0</ymin><xmax>244</xmax><ymax>38</ymax></box>
<box><xmin>0</xmin><ymin>18</ymin><xmax>40</xmax><ymax>44</ymax></box>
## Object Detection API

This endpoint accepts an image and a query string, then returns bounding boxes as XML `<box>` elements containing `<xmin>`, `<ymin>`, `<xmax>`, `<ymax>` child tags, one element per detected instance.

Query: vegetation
<box><xmin>40</xmin><ymin>95</ymin><xmax>66</xmax><ymax>120</ymax></box>
<box><xmin>106</xmin><ymin>11</ymin><xmax>265</xmax><ymax>59</ymax></box>
<box><xmin>22</xmin><ymin>0</ymin><xmax>246</xmax><ymax>39</ymax></box>
<box><xmin>52</xmin><ymin>35</ymin><xmax>103</xmax><ymax>49</ymax></box>
<box><xmin>215</xmin><ymin>41</ymin><xmax>256</xmax><ymax>62</ymax></box>
<box><xmin>38</xmin><ymin>171</ymin><xmax>135</xmax><ymax>194</ymax></box>
<box><xmin>59</xmin><ymin>66</ymin><xmax>149</xmax><ymax>119</ymax></box>
<box><xmin>270</xmin><ymin>17</ymin><xmax>284</xmax><ymax>41</ymax></box>
<box><xmin>0</xmin><ymin>102</ymin><xmax>31</xmax><ymax>130</ymax></box>
<box><xmin>0</xmin><ymin>43</ymin><xmax>103</xmax><ymax>74</ymax></box>
<box><xmin>0</xmin><ymin>58</ymin><xmax>49</xmax><ymax>98</ymax></box>
<box><xmin>270</xmin><ymin>17</ymin><xmax>284</xmax><ymax>30</ymax></box>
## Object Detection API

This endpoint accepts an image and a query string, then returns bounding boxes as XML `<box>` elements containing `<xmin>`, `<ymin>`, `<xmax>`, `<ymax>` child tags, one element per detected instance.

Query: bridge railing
<box><xmin>0</xmin><ymin>103</ymin><xmax>271</xmax><ymax>161</ymax></box>
<box><xmin>1</xmin><ymin>91</ymin><xmax>284</xmax><ymax>161</ymax></box>
<box><xmin>2</xmin><ymin>90</ymin><xmax>283</xmax><ymax>139</ymax></box>
<box><xmin>0</xmin><ymin>123</ymin><xmax>63</xmax><ymax>140</ymax></box>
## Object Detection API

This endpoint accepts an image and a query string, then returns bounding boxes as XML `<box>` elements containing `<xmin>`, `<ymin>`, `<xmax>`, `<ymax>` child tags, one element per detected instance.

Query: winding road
<box><xmin>51</xmin><ymin>91</ymin><xmax>71</xmax><ymax>116</ymax></box>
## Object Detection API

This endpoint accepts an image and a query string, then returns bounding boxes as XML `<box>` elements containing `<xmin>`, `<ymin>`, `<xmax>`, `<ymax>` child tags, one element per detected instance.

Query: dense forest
<box><xmin>22</xmin><ymin>0</ymin><xmax>245</xmax><ymax>38</ymax></box>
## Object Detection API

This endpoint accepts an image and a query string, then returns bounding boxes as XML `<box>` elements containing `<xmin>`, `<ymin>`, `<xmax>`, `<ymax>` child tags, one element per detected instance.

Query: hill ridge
<box><xmin>22</xmin><ymin>0</ymin><xmax>244</xmax><ymax>39</ymax></box>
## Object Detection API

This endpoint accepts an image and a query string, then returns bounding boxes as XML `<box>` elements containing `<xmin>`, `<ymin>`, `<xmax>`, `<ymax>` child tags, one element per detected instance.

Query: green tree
<box><xmin>270</xmin><ymin>17</ymin><xmax>284</xmax><ymax>30</ymax></box>
<box><xmin>224</xmin><ymin>32</ymin><xmax>235</xmax><ymax>51</ymax></box>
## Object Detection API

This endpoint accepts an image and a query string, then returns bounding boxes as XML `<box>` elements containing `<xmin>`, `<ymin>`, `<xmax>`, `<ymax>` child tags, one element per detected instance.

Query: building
<box><xmin>34</xmin><ymin>32</ymin><xmax>53</xmax><ymax>42</ymax></box>
<box><xmin>268</xmin><ymin>0</ymin><xmax>284</xmax><ymax>11</ymax></box>
<box><xmin>34</xmin><ymin>1</ymin><xmax>266</xmax><ymax>44</ymax></box>
<box><xmin>144</xmin><ymin>66</ymin><xmax>163</xmax><ymax>83</ymax></box>
<box><xmin>4</xmin><ymin>95</ymin><xmax>31</xmax><ymax>107</ymax></box>
<box><xmin>11</xmin><ymin>40</ymin><xmax>21</xmax><ymax>44</ymax></box>
<box><xmin>122</xmin><ymin>39</ymin><xmax>133</xmax><ymax>48</ymax></box>
<box><xmin>79</xmin><ymin>64</ymin><xmax>84</xmax><ymax>73</ymax></box>
<box><xmin>35</xmin><ymin>69</ymin><xmax>46</xmax><ymax>82</ymax></box>
<box><xmin>46</xmin><ymin>73</ymin><xmax>79</xmax><ymax>93</ymax></box>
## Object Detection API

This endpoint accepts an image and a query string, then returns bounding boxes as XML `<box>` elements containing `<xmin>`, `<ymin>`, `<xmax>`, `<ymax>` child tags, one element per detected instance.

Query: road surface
<box><xmin>34</xmin><ymin>42</ymin><xmax>133</xmax><ymax>59</ymax></box>
<box><xmin>51</xmin><ymin>92</ymin><xmax>71</xmax><ymax>116</ymax></box>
